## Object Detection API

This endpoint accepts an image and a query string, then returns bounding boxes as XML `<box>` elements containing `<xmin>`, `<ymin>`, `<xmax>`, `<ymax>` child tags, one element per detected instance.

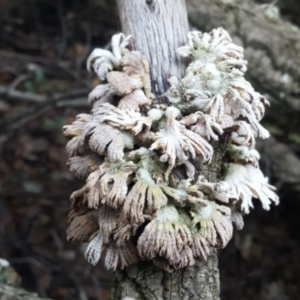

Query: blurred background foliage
<box><xmin>0</xmin><ymin>0</ymin><xmax>299</xmax><ymax>299</ymax></box>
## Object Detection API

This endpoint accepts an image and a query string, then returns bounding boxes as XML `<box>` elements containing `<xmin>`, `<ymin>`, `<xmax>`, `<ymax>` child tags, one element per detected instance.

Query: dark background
<box><xmin>0</xmin><ymin>0</ymin><xmax>300</xmax><ymax>299</ymax></box>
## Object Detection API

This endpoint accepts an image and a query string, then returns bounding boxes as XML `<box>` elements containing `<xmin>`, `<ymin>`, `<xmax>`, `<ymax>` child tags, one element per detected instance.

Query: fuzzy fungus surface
<box><xmin>63</xmin><ymin>29</ymin><xmax>279</xmax><ymax>272</ymax></box>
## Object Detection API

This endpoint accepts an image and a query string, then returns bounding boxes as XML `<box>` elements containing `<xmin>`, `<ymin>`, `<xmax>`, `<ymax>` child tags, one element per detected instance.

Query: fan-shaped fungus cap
<box><xmin>67</xmin><ymin>155</ymin><xmax>101</xmax><ymax>179</ymax></box>
<box><xmin>86</xmin><ymin>33</ymin><xmax>132</xmax><ymax>81</ymax></box>
<box><xmin>181</xmin><ymin>111</ymin><xmax>223</xmax><ymax>141</ymax></box>
<box><xmin>67</xmin><ymin>212</ymin><xmax>98</xmax><ymax>243</ymax></box>
<box><xmin>85</xmin><ymin>231</ymin><xmax>105</xmax><ymax>266</ymax></box>
<box><xmin>224</xmin><ymin>163</ymin><xmax>279</xmax><ymax>213</ymax></box>
<box><xmin>121</xmin><ymin>50</ymin><xmax>152</xmax><ymax>98</ymax></box>
<box><xmin>191</xmin><ymin>233</ymin><xmax>210</xmax><ymax>260</ymax></box>
<box><xmin>118</xmin><ymin>89</ymin><xmax>151</xmax><ymax>111</ymax></box>
<box><xmin>99</xmin><ymin>161</ymin><xmax>137</xmax><ymax>209</ymax></box>
<box><xmin>82</xmin><ymin>122</ymin><xmax>134</xmax><ymax>162</ymax></box>
<box><xmin>122</xmin><ymin>168</ymin><xmax>168</xmax><ymax>224</ymax></box>
<box><xmin>88</xmin><ymin>84</ymin><xmax>115</xmax><ymax>107</ymax></box>
<box><xmin>93</xmin><ymin>103</ymin><xmax>152</xmax><ymax>135</ymax></box>
<box><xmin>191</xmin><ymin>200</ymin><xmax>233</xmax><ymax>248</ymax></box>
<box><xmin>87</xmin><ymin>49</ymin><xmax>116</xmax><ymax>81</ymax></box>
<box><xmin>150</xmin><ymin>107</ymin><xmax>213</xmax><ymax>178</ymax></box>
<box><xmin>63</xmin><ymin>114</ymin><xmax>92</xmax><ymax>137</ymax></box>
<box><xmin>105</xmin><ymin>241</ymin><xmax>139</xmax><ymax>270</ymax></box>
<box><xmin>137</xmin><ymin>205</ymin><xmax>192</xmax><ymax>266</ymax></box>
<box><xmin>107</xmin><ymin>71</ymin><xmax>143</xmax><ymax>96</ymax></box>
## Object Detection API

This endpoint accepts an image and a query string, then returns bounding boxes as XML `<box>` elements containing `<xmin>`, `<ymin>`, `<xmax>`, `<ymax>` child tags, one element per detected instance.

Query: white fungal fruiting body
<box><xmin>64</xmin><ymin>28</ymin><xmax>278</xmax><ymax>272</ymax></box>
<box><xmin>190</xmin><ymin>201</ymin><xmax>233</xmax><ymax>248</ymax></box>
<box><xmin>85</xmin><ymin>232</ymin><xmax>104</xmax><ymax>266</ymax></box>
<box><xmin>224</xmin><ymin>163</ymin><xmax>279</xmax><ymax>214</ymax></box>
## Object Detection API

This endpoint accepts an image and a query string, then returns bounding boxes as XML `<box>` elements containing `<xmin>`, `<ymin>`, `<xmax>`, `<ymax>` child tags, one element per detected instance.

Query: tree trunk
<box><xmin>117</xmin><ymin>0</ymin><xmax>189</xmax><ymax>95</ymax></box>
<box><xmin>111</xmin><ymin>1</ymin><xmax>221</xmax><ymax>299</ymax></box>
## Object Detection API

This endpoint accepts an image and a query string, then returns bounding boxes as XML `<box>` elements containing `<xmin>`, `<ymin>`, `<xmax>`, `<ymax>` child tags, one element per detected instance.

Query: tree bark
<box><xmin>112</xmin><ymin>1</ymin><xmax>221</xmax><ymax>299</ymax></box>
<box><xmin>117</xmin><ymin>0</ymin><xmax>189</xmax><ymax>95</ymax></box>
<box><xmin>110</xmin><ymin>251</ymin><xmax>219</xmax><ymax>300</ymax></box>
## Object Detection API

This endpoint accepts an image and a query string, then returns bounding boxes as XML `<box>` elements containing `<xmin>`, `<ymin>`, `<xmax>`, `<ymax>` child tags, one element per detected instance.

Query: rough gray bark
<box><xmin>110</xmin><ymin>250</ymin><xmax>219</xmax><ymax>300</ymax></box>
<box><xmin>112</xmin><ymin>1</ymin><xmax>221</xmax><ymax>300</ymax></box>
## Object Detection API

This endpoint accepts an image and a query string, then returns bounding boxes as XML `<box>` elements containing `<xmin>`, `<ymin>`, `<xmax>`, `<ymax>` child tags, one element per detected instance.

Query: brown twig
<box><xmin>0</xmin><ymin>89</ymin><xmax>90</xmax><ymax>147</ymax></box>
<box><xmin>0</xmin><ymin>51</ymin><xmax>91</xmax><ymax>86</ymax></box>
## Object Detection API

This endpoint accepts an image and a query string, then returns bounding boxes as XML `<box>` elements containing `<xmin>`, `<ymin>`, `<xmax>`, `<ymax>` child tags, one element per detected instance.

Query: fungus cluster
<box><xmin>63</xmin><ymin>29</ymin><xmax>278</xmax><ymax>271</ymax></box>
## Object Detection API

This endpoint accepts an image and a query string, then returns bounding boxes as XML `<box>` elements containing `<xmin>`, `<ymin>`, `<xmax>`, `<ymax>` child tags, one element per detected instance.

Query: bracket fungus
<box><xmin>63</xmin><ymin>28</ymin><xmax>278</xmax><ymax>272</ymax></box>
